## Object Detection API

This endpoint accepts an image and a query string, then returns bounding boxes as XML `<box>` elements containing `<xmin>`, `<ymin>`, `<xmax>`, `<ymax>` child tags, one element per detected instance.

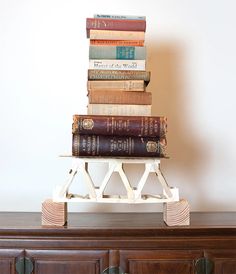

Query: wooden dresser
<box><xmin>0</xmin><ymin>212</ymin><xmax>235</xmax><ymax>274</ymax></box>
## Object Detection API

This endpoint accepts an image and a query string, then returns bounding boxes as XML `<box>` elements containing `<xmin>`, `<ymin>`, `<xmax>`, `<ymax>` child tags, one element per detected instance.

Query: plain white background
<box><xmin>0</xmin><ymin>0</ymin><xmax>236</xmax><ymax>212</ymax></box>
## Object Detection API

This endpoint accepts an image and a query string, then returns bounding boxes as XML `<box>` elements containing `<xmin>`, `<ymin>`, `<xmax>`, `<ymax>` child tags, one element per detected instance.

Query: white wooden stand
<box><xmin>42</xmin><ymin>157</ymin><xmax>190</xmax><ymax>226</ymax></box>
<box><xmin>53</xmin><ymin>157</ymin><xmax>179</xmax><ymax>204</ymax></box>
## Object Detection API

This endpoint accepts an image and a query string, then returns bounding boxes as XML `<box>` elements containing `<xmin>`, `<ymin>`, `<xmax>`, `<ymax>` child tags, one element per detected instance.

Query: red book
<box><xmin>86</xmin><ymin>18</ymin><xmax>146</xmax><ymax>37</ymax></box>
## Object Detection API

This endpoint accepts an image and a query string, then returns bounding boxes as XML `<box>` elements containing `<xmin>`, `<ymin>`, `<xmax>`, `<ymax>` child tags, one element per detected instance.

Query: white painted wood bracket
<box><xmin>53</xmin><ymin>157</ymin><xmax>179</xmax><ymax>204</ymax></box>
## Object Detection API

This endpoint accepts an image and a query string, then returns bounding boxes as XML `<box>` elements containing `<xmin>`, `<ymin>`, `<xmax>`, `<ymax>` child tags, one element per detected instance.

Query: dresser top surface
<box><xmin>0</xmin><ymin>212</ymin><xmax>235</xmax><ymax>238</ymax></box>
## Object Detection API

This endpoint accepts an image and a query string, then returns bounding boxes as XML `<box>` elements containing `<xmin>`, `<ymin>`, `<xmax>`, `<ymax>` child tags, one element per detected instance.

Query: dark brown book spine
<box><xmin>88</xmin><ymin>90</ymin><xmax>152</xmax><ymax>105</ymax></box>
<box><xmin>72</xmin><ymin>134</ymin><xmax>167</xmax><ymax>158</ymax></box>
<box><xmin>86</xmin><ymin>18</ymin><xmax>146</xmax><ymax>32</ymax></box>
<box><xmin>72</xmin><ymin>115</ymin><xmax>167</xmax><ymax>138</ymax></box>
<box><xmin>88</xmin><ymin>69</ymin><xmax>151</xmax><ymax>83</ymax></box>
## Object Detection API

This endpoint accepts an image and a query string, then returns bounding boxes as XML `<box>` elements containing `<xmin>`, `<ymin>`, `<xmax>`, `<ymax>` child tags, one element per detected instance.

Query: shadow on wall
<box><xmin>70</xmin><ymin>41</ymin><xmax>217</xmax><ymax>213</ymax></box>
<box><xmin>148</xmin><ymin>41</ymin><xmax>210</xmax><ymax>210</ymax></box>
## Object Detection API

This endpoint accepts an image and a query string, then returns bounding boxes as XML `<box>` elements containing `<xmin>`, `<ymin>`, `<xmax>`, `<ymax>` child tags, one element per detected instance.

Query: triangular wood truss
<box><xmin>53</xmin><ymin>157</ymin><xmax>179</xmax><ymax>204</ymax></box>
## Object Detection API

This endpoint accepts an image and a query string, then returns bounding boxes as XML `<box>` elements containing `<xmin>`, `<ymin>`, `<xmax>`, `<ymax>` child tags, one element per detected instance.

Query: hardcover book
<box><xmin>93</xmin><ymin>14</ymin><xmax>146</xmax><ymax>21</ymax></box>
<box><xmin>72</xmin><ymin>134</ymin><xmax>167</xmax><ymax>158</ymax></box>
<box><xmin>89</xmin><ymin>59</ymin><xmax>146</xmax><ymax>71</ymax></box>
<box><xmin>72</xmin><ymin>115</ymin><xmax>167</xmax><ymax>138</ymax></box>
<box><xmin>89</xmin><ymin>45</ymin><xmax>146</xmax><ymax>60</ymax></box>
<box><xmin>88</xmin><ymin>69</ymin><xmax>151</xmax><ymax>83</ymax></box>
<box><xmin>90</xmin><ymin>39</ymin><xmax>145</xmax><ymax>47</ymax></box>
<box><xmin>86</xmin><ymin>18</ymin><xmax>146</xmax><ymax>33</ymax></box>
<box><xmin>87</xmin><ymin>80</ymin><xmax>146</xmax><ymax>92</ymax></box>
<box><xmin>87</xmin><ymin>104</ymin><xmax>151</xmax><ymax>116</ymax></box>
<box><xmin>88</xmin><ymin>30</ymin><xmax>145</xmax><ymax>41</ymax></box>
<box><xmin>88</xmin><ymin>90</ymin><xmax>152</xmax><ymax>105</ymax></box>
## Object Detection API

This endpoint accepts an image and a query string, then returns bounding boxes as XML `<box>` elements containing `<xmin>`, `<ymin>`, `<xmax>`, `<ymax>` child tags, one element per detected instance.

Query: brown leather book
<box><xmin>72</xmin><ymin>115</ymin><xmax>167</xmax><ymax>138</ymax></box>
<box><xmin>72</xmin><ymin>134</ymin><xmax>167</xmax><ymax>158</ymax></box>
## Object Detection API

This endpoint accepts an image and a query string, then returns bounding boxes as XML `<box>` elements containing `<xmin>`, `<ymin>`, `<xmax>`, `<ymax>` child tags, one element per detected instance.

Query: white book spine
<box><xmin>89</xmin><ymin>59</ymin><xmax>146</xmax><ymax>71</ymax></box>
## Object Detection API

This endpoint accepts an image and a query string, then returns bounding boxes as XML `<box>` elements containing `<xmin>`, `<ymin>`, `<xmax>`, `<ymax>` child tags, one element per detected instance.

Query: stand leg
<box><xmin>42</xmin><ymin>199</ymin><xmax>67</xmax><ymax>226</ymax></box>
<box><xmin>163</xmin><ymin>198</ymin><xmax>190</xmax><ymax>226</ymax></box>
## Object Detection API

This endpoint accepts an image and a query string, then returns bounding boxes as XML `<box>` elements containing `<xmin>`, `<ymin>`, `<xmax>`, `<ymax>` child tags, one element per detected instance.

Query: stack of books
<box><xmin>71</xmin><ymin>14</ymin><xmax>168</xmax><ymax>158</ymax></box>
<box><xmin>86</xmin><ymin>14</ymin><xmax>152</xmax><ymax>116</ymax></box>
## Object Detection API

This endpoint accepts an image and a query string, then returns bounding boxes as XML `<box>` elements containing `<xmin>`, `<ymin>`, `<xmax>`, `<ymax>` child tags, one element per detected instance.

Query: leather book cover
<box><xmin>72</xmin><ymin>115</ymin><xmax>167</xmax><ymax>138</ymax></box>
<box><xmin>72</xmin><ymin>134</ymin><xmax>167</xmax><ymax>158</ymax></box>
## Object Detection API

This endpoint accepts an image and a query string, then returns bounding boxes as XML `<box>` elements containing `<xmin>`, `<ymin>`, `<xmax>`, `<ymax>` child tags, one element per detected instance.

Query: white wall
<box><xmin>0</xmin><ymin>0</ymin><xmax>236</xmax><ymax>212</ymax></box>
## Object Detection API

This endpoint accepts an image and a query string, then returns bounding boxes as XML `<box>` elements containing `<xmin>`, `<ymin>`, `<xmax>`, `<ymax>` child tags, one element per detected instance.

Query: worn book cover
<box><xmin>87</xmin><ymin>80</ymin><xmax>146</xmax><ymax>92</ymax></box>
<box><xmin>88</xmin><ymin>69</ymin><xmax>150</xmax><ymax>83</ymax></box>
<box><xmin>72</xmin><ymin>115</ymin><xmax>167</xmax><ymax>138</ymax></box>
<box><xmin>88</xmin><ymin>90</ymin><xmax>152</xmax><ymax>105</ymax></box>
<box><xmin>72</xmin><ymin>134</ymin><xmax>167</xmax><ymax>158</ymax></box>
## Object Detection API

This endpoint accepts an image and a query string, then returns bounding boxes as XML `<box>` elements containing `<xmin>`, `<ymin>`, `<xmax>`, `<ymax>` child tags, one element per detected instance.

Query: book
<box><xmin>72</xmin><ymin>134</ymin><xmax>167</xmax><ymax>158</ymax></box>
<box><xmin>93</xmin><ymin>14</ymin><xmax>146</xmax><ymax>21</ymax></box>
<box><xmin>88</xmin><ymin>30</ymin><xmax>145</xmax><ymax>41</ymax></box>
<box><xmin>87</xmin><ymin>80</ymin><xmax>146</xmax><ymax>92</ymax></box>
<box><xmin>89</xmin><ymin>45</ymin><xmax>146</xmax><ymax>60</ymax></box>
<box><xmin>72</xmin><ymin>115</ymin><xmax>167</xmax><ymax>138</ymax></box>
<box><xmin>88</xmin><ymin>90</ymin><xmax>152</xmax><ymax>105</ymax></box>
<box><xmin>88</xmin><ymin>69</ymin><xmax>151</xmax><ymax>83</ymax></box>
<box><xmin>90</xmin><ymin>39</ymin><xmax>145</xmax><ymax>47</ymax></box>
<box><xmin>87</xmin><ymin>104</ymin><xmax>151</xmax><ymax>116</ymax></box>
<box><xmin>89</xmin><ymin>59</ymin><xmax>146</xmax><ymax>70</ymax></box>
<box><xmin>86</xmin><ymin>18</ymin><xmax>146</xmax><ymax>33</ymax></box>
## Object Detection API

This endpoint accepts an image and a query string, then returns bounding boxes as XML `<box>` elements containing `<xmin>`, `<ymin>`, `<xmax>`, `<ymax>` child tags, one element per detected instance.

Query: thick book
<box><xmin>89</xmin><ymin>59</ymin><xmax>146</xmax><ymax>71</ymax></box>
<box><xmin>88</xmin><ymin>30</ymin><xmax>145</xmax><ymax>41</ymax></box>
<box><xmin>90</xmin><ymin>39</ymin><xmax>145</xmax><ymax>47</ymax></box>
<box><xmin>87</xmin><ymin>80</ymin><xmax>146</xmax><ymax>92</ymax></box>
<box><xmin>87</xmin><ymin>104</ymin><xmax>151</xmax><ymax>116</ymax></box>
<box><xmin>88</xmin><ymin>69</ymin><xmax>151</xmax><ymax>83</ymax></box>
<box><xmin>93</xmin><ymin>14</ymin><xmax>146</xmax><ymax>21</ymax></box>
<box><xmin>72</xmin><ymin>134</ymin><xmax>167</xmax><ymax>158</ymax></box>
<box><xmin>88</xmin><ymin>90</ymin><xmax>152</xmax><ymax>105</ymax></box>
<box><xmin>86</xmin><ymin>18</ymin><xmax>146</xmax><ymax>34</ymax></box>
<box><xmin>72</xmin><ymin>115</ymin><xmax>167</xmax><ymax>138</ymax></box>
<box><xmin>89</xmin><ymin>45</ymin><xmax>146</xmax><ymax>60</ymax></box>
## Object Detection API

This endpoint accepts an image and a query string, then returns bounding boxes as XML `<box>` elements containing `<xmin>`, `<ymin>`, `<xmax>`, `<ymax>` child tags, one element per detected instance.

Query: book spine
<box><xmin>88</xmin><ymin>69</ymin><xmax>151</xmax><ymax>82</ymax></box>
<box><xmin>87</xmin><ymin>104</ymin><xmax>152</xmax><ymax>116</ymax></box>
<box><xmin>88</xmin><ymin>30</ymin><xmax>145</xmax><ymax>41</ymax></box>
<box><xmin>93</xmin><ymin>14</ymin><xmax>146</xmax><ymax>20</ymax></box>
<box><xmin>90</xmin><ymin>39</ymin><xmax>145</xmax><ymax>47</ymax></box>
<box><xmin>87</xmin><ymin>80</ymin><xmax>146</xmax><ymax>92</ymax></box>
<box><xmin>89</xmin><ymin>59</ymin><xmax>146</xmax><ymax>71</ymax></box>
<box><xmin>89</xmin><ymin>46</ymin><xmax>146</xmax><ymax>60</ymax></box>
<box><xmin>72</xmin><ymin>134</ymin><xmax>167</xmax><ymax>158</ymax></box>
<box><xmin>88</xmin><ymin>90</ymin><xmax>152</xmax><ymax>105</ymax></box>
<box><xmin>72</xmin><ymin>115</ymin><xmax>167</xmax><ymax>138</ymax></box>
<box><xmin>86</xmin><ymin>18</ymin><xmax>146</xmax><ymax>32</ymax></box>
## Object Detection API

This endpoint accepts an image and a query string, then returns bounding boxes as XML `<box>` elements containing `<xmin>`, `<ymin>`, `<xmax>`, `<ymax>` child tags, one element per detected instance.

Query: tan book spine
<box><xmin>87</xmin><ymin>80</ymin><xmax>146</xmax><ymax>92</ymax></box>
<box><xmin>87</xmin><ymin>104</ymin><xmax>152</xmax><ymax>116</ymax></box>
<box><xmin>88</xmin><ymin>90</ymin><xmax>152</xmax><ymax>105</ymax></box>
<box><xmin>88</xmin><ymin>29</ymin><xmax>145</xmax><ymax>40</ymax></box>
